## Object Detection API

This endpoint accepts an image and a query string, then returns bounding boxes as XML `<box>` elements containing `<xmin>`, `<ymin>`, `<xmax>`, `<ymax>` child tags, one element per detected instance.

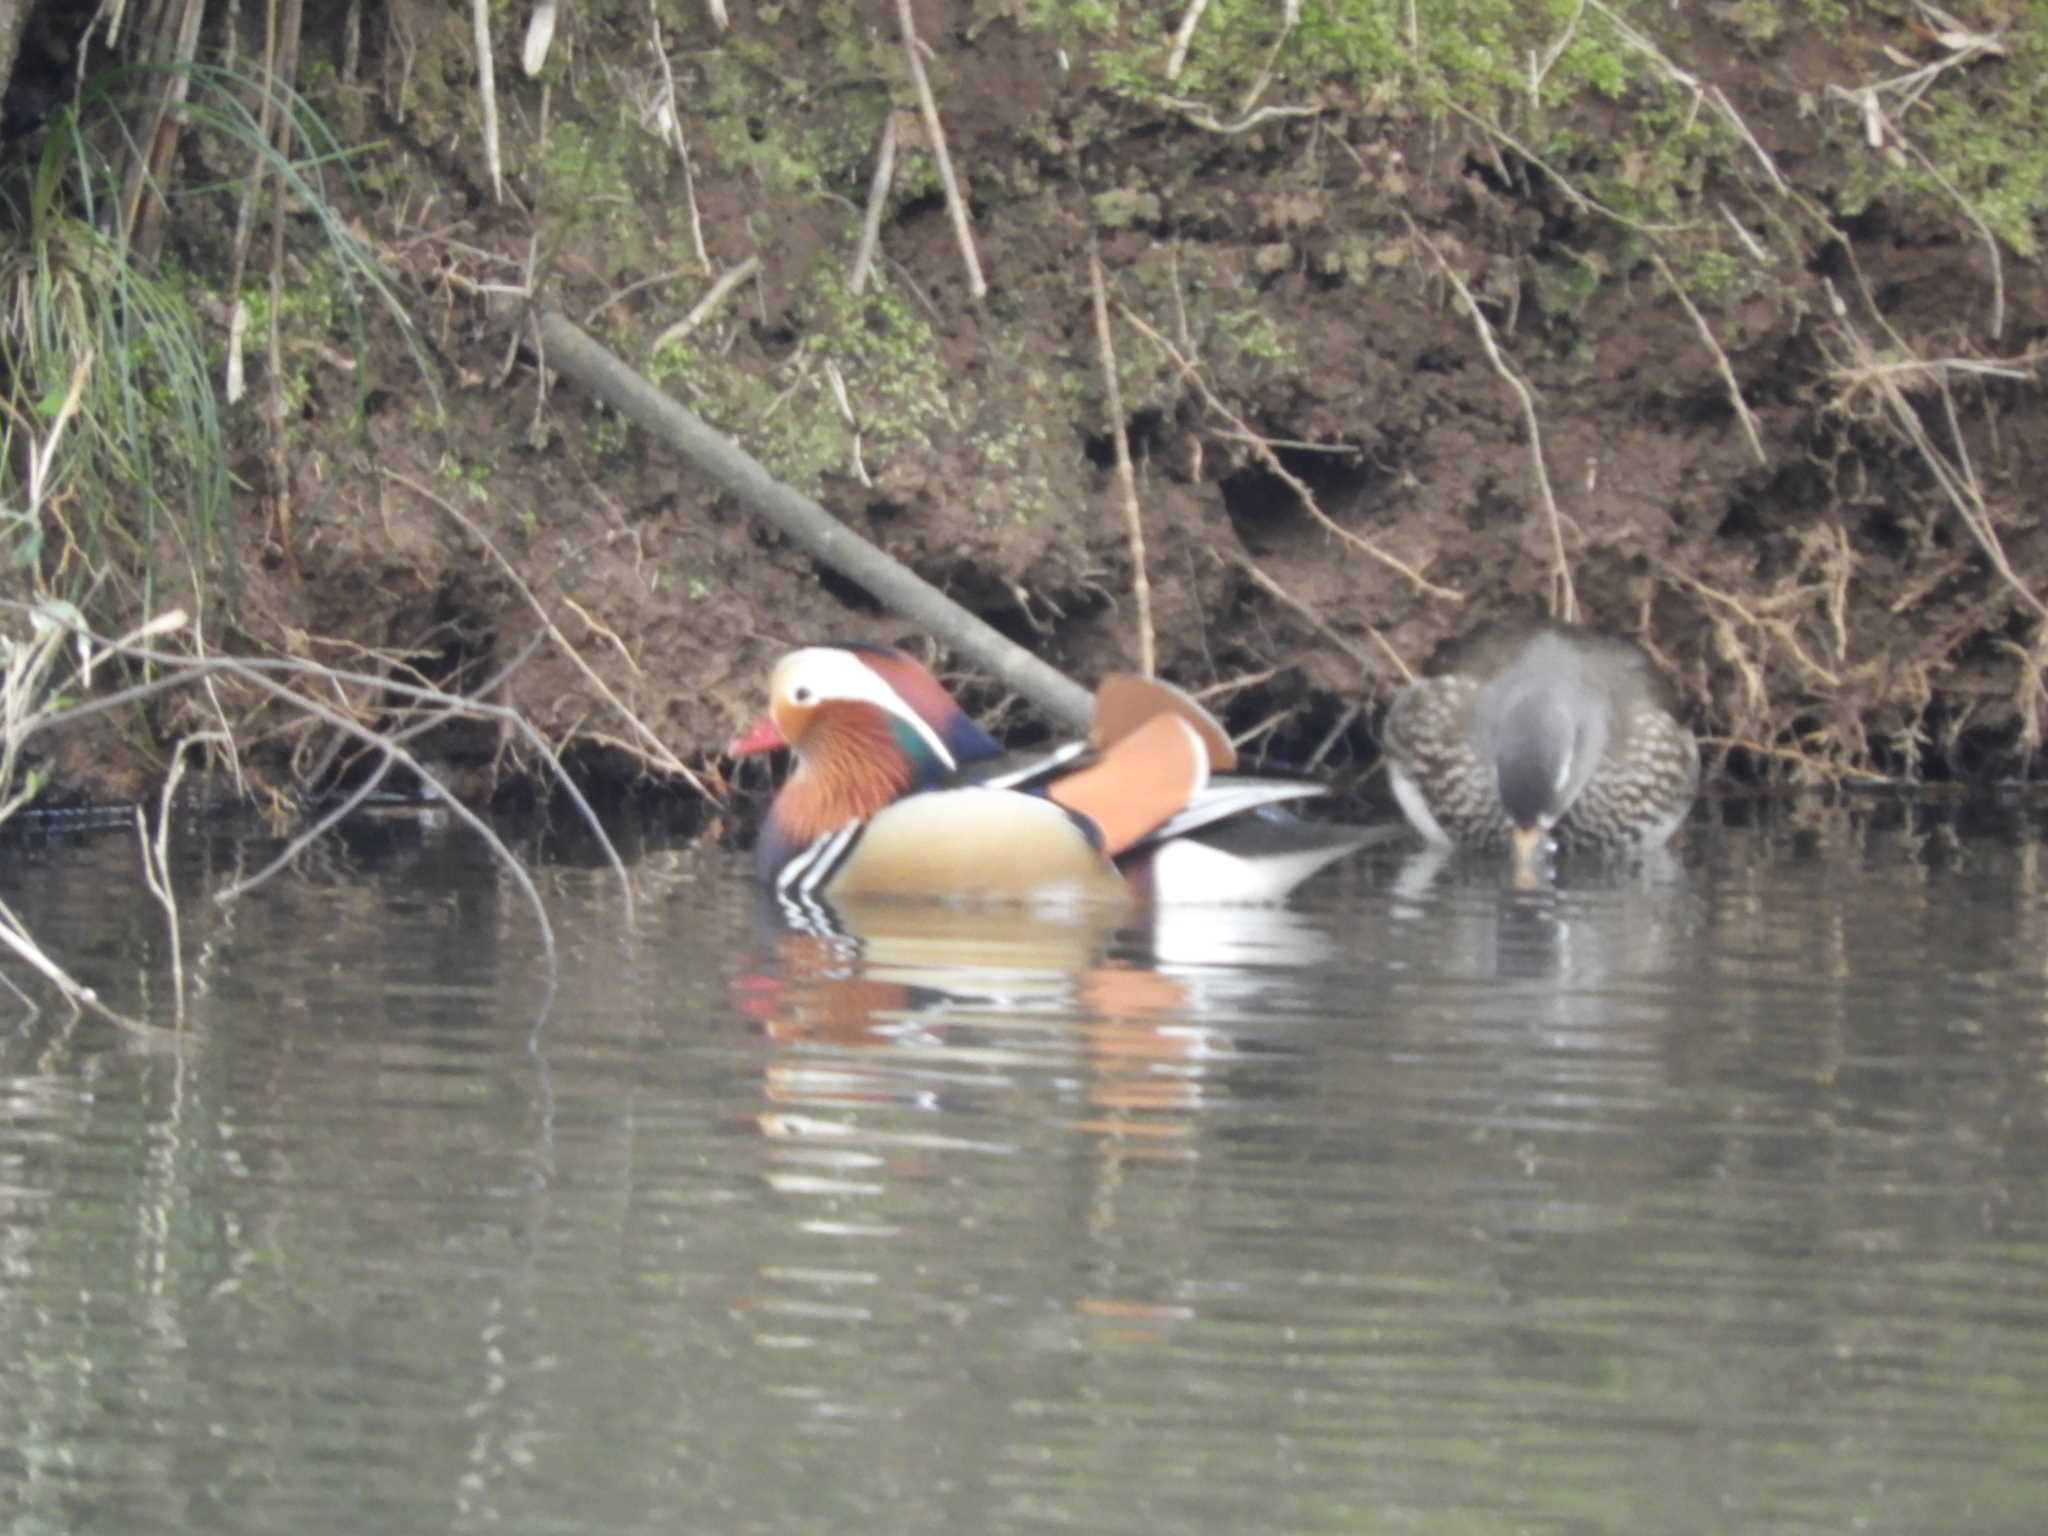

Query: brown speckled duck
<box><xmin>1380</xmin><ymin>619</ymin><xmax>1698</xmax><ymax>862</ymax></box>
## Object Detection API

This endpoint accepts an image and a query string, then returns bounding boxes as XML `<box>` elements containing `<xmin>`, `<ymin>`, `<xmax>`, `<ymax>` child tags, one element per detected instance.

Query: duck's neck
<box><xmin>775</xmin><ymin>702</ymin><xmax>922</xmax><ymax>846</ymax></box>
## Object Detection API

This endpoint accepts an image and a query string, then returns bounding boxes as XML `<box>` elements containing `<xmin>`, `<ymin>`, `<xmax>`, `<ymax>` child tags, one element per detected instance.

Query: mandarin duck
<box><xmin>729</xmin><ymin>644</ymin><xmax>1378</xmax><ymax>904</ymax></box>
<box><xmin>1380</xmin><ymin>618</ymin><xmax>1698</xmax><ymax>863</ymax></box>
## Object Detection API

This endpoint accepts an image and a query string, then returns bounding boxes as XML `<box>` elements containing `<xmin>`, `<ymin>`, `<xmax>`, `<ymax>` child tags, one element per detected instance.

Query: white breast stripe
<box><xmin>778</xmin><ymin>824</ymin><xmax>861</xmax><ymax>900</ymax></box>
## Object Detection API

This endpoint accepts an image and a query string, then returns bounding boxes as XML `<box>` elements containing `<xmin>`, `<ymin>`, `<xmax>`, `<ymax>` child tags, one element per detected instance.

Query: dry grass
<box><xmin>0</xmin><ymin>597</ymin><xmax>633</xmax><ymax>1031</ymax></box>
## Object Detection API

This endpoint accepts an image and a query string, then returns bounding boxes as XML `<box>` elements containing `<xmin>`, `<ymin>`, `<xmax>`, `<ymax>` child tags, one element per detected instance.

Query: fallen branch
<box><xmin>533</xmin><ymin>307</ymin><xmax>1095</xmax><ymax>731</ymax></box>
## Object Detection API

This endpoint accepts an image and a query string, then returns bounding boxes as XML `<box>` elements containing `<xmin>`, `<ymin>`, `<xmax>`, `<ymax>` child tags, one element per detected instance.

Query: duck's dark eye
<box><xmin>793</xmin><ymin>686</ymin><xmax>815</xmax><ymax>704</ymax></box>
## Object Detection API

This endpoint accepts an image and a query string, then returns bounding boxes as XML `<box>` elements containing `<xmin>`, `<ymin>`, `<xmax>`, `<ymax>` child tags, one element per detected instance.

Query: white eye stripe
<box><xmin>776</xmin><ymin>648</ymin><xmax>956</xmax><ymax>771</ymax></box>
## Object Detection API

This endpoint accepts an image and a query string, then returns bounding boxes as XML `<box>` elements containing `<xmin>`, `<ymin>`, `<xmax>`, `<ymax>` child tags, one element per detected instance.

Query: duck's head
<box><xmin>728</xmin><ymin>644</ymin><xmax>1001</xmax><ymax>797</ymax></box>
<box><xmin>1477</xmin><ymin>632</ymin><xmax>1612</xmax><ymax>863</ymax></box>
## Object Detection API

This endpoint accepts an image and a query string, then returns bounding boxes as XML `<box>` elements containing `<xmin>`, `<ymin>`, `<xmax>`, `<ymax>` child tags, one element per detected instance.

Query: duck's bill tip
<box><xmin>726</xmin><ymin>714</ymin><xmax>788</xmax><ymax>757</ymax></box>
<box><xmin>1508</xmin><ymin>824</ymin><xmax>1552</xmax><ymax>866</ymax></box>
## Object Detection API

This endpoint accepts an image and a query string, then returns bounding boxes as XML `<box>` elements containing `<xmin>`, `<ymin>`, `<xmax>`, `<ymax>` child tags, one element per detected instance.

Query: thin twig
<box><xmin>384</xmin><ymin>468</ymin><xmax>715</xmax><ymax>795</ymax></box>
<box><xmin>1898</xmin><ymin>132</ymin><xmax>2005</xmax><ymax>340</ymax></box>
<box><xmin>648</xmin><ymin>7</ymin><xmax>709</xmax><ymax>271</ymax></box>
<box><xmin>894</xmin><ymin>0</ymin><xmax>986</xmax><ymax>300</ymax></box>
<box><xmin>1306</xmin><ymin>701</ymin><xmax>1362</xmax><ymax>773</ymax></box>
<box><xmin>1234</xmin><ymin>0</ymin><xmax>1300</xmax><ymax>118</ymax></box>
<box><xmin>1529</xmin><ymin>0</ymin><xmax>1586</xmax><ymax>106</ymax></box>
<box><xmin>220</xmin><ymin>661</ymin><xmax>563</xmax><ymax>1002</ymax></box>
<box><xmin>1408</xmin><ymin>217</ymin><xmax>1576</xmax><ymax>623</ymax></box>
<box><xmin>0</xmin><ymin>892</ymin><xmax>153</xmax><ymax>1031</ymax></box>
<box><xmin>1116</xmin><ymin>302</ymin><xmax>1460</xmax><ymax>603</ymax></box>
<box><xmin>213</xmin><ymin>633</ymin><xmax>549</xmax><ymax>905</ymax></box>
<box><xmin>1229</xmin><ymin>551</ymin><xmax>1409</xmax><ymax>682</ymax></box>
<box><xmin>1650</xmin><ymin>251</ymin><xmax>1766</xmax><ymax>466</ymax></box>
<box><xmin>1157</xmin><ymin>98</ymin><xmax>1321</xmax><ymax>136</ymax></box>
<box><xmin>1089</xmin><ymin>246</ymin><xmax>1154</xmax><ymax>676</ymax></box>
<box><xmin>137</xmin><ymin>732</ymin><xmax>225</xmax><ymax>1027</ymax></box>
<box><xmin>650</xmin><ymin>255</ymin><xmax>762</xmax><ymax>355</ymax></box>
<box><xmin>850</xmin><ymin>111</ymin><xmax>900</xmax><ymax>296</ymax></box>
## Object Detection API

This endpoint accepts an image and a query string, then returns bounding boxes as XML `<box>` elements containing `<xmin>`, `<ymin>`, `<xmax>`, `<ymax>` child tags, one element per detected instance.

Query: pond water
<box><xmin>1</xmin><ymin>800</ymin><xmax>2046</xmax><ymax>1534</ymax></box>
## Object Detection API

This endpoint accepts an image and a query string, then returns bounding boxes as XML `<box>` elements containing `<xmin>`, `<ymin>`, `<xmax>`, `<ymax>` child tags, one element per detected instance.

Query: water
<box><xmin>2</xmin><ymin>802</ymin><xmax>2046</xmax><ymax>1534</ymax></box>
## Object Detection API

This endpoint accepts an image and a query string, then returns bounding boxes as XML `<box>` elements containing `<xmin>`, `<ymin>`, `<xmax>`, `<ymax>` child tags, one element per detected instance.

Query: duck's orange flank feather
<box><xmin>1049</xmin><ymin>713</ymin><xmax>1208</xmax><ymax>858</ymax></box>
<box><xmin>1090</xmin><ymin>675</ymin><xmax>1237</xmax><ymax>772</ymax></box>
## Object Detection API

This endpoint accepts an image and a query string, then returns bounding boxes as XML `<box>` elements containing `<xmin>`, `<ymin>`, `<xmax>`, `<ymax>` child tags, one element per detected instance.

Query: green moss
<box><xmin>649</xmin><ymin>264</ymin><xmax>954</xmax><ymax>493</ymax></box>
<box><xmin>1091</xmin><ymin>186</ymin><xmax>1161</xmax><ymax>229</ymax></box>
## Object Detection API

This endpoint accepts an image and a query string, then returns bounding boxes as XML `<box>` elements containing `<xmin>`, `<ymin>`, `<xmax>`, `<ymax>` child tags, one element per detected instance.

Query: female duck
<box><xmin>1380</xmin><ymin>619</ymin><xmax>1698</xmax><ymax>863</ymax></box>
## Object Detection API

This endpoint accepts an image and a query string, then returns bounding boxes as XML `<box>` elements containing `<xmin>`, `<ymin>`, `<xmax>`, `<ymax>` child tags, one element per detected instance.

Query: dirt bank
<box><xmin>8</xmin><ymin>1</ymin><xmax>2047</xmax><ymax>820</ymax></box>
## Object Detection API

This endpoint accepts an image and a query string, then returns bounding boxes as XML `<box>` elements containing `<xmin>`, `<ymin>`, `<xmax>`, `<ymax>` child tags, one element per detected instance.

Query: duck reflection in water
<box><xmin>735</xmin><ymin>890</ymin><xmax>1346</xmax><ymax>1154</ymax></box>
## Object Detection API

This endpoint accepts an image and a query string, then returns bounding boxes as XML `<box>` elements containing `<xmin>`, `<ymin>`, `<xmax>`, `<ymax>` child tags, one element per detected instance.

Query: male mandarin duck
<box><xmin>728</xmin><ymin>644</ymin><xmax>1378</xmax><ymax>904</ymax></box>
<box><xmin>1380</xmin><ymin>618</ymin><xmax>1699</xmax><ymax>864</ymax></box>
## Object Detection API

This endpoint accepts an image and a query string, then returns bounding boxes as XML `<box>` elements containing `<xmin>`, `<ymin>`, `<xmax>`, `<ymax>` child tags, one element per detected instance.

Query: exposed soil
<box><xmin>14</xmin><ymin>2</ymin><xmax>2048</xmax><ymax>822</ymax></box>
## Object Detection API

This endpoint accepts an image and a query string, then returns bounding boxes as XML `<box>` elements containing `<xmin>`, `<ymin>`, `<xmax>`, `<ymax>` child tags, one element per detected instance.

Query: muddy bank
<box><xmin>7</xmin><ymin>2</ymin><xmax>2047</xmax><ymax>821</ymax></box>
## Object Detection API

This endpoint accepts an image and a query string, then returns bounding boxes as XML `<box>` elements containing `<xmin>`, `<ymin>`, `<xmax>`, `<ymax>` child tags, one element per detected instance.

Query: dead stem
<box><xmin>1165</xmin><ymin>0</ymin><xmax>1209</xmax><ymax>82</ymax></box>
<box><xmin>388</xmin><ymin>468</ymin><xmax>714</xmax><ymax>796</ymax></box>
<box><xmin>1156</xmin><ymin>98</ymin><xmax>1321</xmax><ymax>136</ymax></box>
<box><xmin>137</xmin><ymin>733</ymin><xmax>224</xmax><ymax>1028</ymax></box>
<box><xmin>647</xmin><ymin>7</ymin><xmax>710</xmax><ymax>271</ymax></box>
<box><xmin>1306</xmin><ymin>701</ymin><xmax>1362</xmax><ymax>773</ymax></box>
<box><xmin>1407</xmin><ymin>218</ymin><xmax>1576</xmax><ymax>622</ymax></box>
<box><xmin>651</xmin><ymin>255</ymin><xmax>762</xmax><ymax>355</ymax></box>
<box><xmin>1827</xmin><ymin>323</ymin><xmax>2048</xmax><ymax>624</ymax></box>
<box><xmin>1191</xmin><ymin>666</ymin><xmax>1283</xmax><ymax>702</ymax></box>
<box><xmin>1227</xmin><ymin>550</ymin><xmax>1409</xmax><ymax>683</ymax></box>
<box><xmin>0</xmin><ymin>891</ymin><xmax>153</xmax><ymax>1031</ymax></box>
<box><xmin>894</xmin><ymin>0</ymin><xmax>985</xmax><ymax>300</ymax></box>
<box><xmin>1089</xmin><ymin>246</ymin><xmax>1155</xmax><ymax>676</ymax></box>
<box><xmin>469</xmin><ymin>0</ymin><xmax>503</xmax><ymax>201</ymax></box>
<box><xmin>1650</xmin><ymin>251</ymin><xmax>1767</xmax><ymax>466</ymax></box>
<box><xmin>850</xmin><ymin>112</ymin><xmax>900</xmax><ymax>296</ymax></box>
<box><xmin>1116</xmin><ymin>301</ymin><xmax>1459</xmax><ymax>603</ymax></box>
<box><xmin>215</xmin><ymin>632</ymin><xmax>551</xmax><ymax>904</ymax></box>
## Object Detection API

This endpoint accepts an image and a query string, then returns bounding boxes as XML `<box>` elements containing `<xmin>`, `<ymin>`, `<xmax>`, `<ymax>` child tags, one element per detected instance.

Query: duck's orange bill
<box><xmin>727</xmin><ymin>714</ymin><xmax>788</xmax><ymax>756</ymax></box>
